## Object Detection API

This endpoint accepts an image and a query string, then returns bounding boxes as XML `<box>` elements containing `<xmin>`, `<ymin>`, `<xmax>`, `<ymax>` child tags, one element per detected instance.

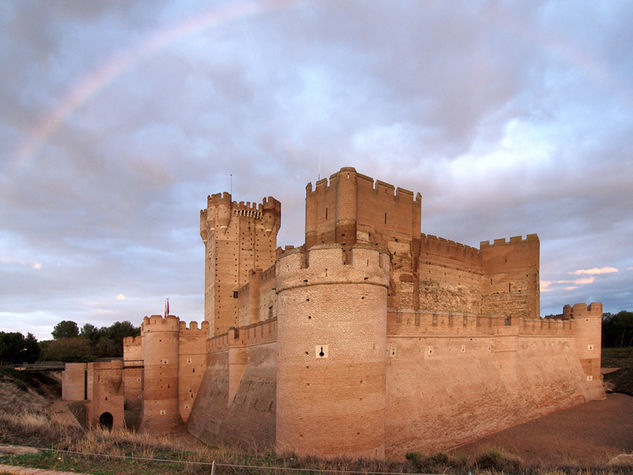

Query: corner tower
<box><xmin>276</xmin><ymin>243</ymin><xmax>390</xmax><ymax>458</ymax></box>
<box><xmin>200</xmin><ymin>193</ymin><xmax>281</xmax><ymax>335</ymax></box>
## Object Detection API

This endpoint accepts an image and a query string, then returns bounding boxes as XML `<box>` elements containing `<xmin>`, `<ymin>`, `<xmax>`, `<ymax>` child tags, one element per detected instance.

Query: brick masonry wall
<box><xmin>384</xmin><ymin>309</ymin><xmax>604</xmax><ymax>457</ymax></box>
<box><xmin>201</xmin><ymin>194</ymin><xmax>280</xmax><ymax>336</ymax></box>
<box><xmin>275</xmin><ymin>244</ymin><xmax>390</xmax><ymax>458</ymax></box>
<box><xmin>187</xmin><ymin>342</ymin><xmax>277</xmax><ymax>448</ymax></box>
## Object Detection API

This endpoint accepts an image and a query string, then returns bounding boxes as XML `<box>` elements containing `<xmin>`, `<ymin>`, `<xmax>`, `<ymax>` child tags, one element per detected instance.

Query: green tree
<box><xmin>80</xmin><ymin>323</ymin><xmax>100</xmax><ymax>344</ymax></box>
<box><xmin>52</xmin><ymin>320</ymin><xmax>79</xmax><ymax>339</ymax></box>
<box><xmin>41</xmin><ymin>337</ymin><xmax>93</xmax><ymax>362</ymax></box>
<box><xmin>603</xmin><ymin>311</ymin><xmax>633</xmax><ymax>348</ymax></box>
<box><xmin>0</xmin><ymin>332</ymin><xmax>40</xmax><ymax>364</ymax></box>
<box><xmin>22</xmin><ymin>333</ymin><xmax>40</xmax><ymax>363</ymax></box>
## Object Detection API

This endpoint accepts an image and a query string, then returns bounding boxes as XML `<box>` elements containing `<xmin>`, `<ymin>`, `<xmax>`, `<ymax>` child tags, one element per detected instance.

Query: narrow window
<box><xmin>325</xmin><ymin>208</ymin><xmax>328</xmax><ymax>219</ymax></box>
<box><xmin>384</xmin><ymin>212</ymin><xmax>387</xmax><ymax>224</ymax></box>
<box><xmin>233</xmin><ymin>290</ymin><xmax>238</xmax><ymax>298</ymax></box>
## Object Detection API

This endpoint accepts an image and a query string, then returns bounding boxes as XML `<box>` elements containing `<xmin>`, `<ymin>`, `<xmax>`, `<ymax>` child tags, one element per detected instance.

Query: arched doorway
<box><xmin>99</xmin><ymin>411</ymin><xmax>113</xmax><ymax>430</ymax></box>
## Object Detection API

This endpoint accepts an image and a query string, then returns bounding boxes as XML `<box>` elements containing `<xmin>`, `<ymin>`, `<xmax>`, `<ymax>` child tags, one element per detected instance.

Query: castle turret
<box><xmin>201</xmin><ymin>193</ymin><xmax>281</xmax><ymax>336</ymax></box>
<box><xmin>139</xmin><ymin>315</ymin><xmax>182</xmax><ymax>431</ymax></box>
<box><xmin>275</xmin><ymin>243</ymin><xmax>390</xmax><ymax>458</ymax></box>
<box><xmin>569</xmin><ymin>302</ymin><xmax>605</xmax><ymax>400</ymax></box>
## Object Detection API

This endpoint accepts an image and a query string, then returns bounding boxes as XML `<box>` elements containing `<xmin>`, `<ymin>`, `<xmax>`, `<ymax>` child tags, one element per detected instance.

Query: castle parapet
<box><xmin>178</xmin><ymin>320</ymin><xmax>210</xmax><ymax>336</ymax></box>
<box><xmin>420</xmin><ymin>233</ymin><xmax>482</xmax><ymax>267</ymax></box>
<box><xmin>276</xmin><ymin>243</ymin><xmax>390</xmax><ymax>290</ymax></box>
<box><xmin>479</xmin><ymin>233</ymin><xmax>539</xmax><ymax>249</ymax></box>
<box><xmin>141</xmin><ymin>314</ymin><xmax>180</xmax><ymax>332</ymax></box>
<box><xmin>208</xmin><ymin>332</ymin><xmax>230</xmax><ymax>352</ymax></box>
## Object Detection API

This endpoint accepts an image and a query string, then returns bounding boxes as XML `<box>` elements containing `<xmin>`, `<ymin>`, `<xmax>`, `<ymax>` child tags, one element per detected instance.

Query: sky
<box><xmin>1</xmin><ymin>0</ymin><xmax>632</xmax><ymax>340</ymax></box>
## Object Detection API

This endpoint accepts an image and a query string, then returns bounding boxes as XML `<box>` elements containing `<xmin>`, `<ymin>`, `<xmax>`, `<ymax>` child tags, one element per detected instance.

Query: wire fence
<box><xmin>3</xmin><ymin>446</ymin><xmax>449</xmax><ymax>475</ymax></box>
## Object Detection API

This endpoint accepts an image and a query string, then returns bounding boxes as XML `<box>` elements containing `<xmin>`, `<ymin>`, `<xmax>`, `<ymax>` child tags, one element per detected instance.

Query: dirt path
<box><xmin>0</xmin><ymin>463</ymin><xmax>89</xmax><ymax>474</ymax></box>
<box><xmin>453</xmin><ymin>393</ymin><xmax>633</xmax><ymax>467</ymax></box>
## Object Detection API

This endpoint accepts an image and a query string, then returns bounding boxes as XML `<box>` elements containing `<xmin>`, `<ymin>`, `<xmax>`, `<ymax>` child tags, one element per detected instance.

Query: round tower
<box><xmin>275</xmin><ymin>243</ymin><xmax>390</xmax><ymax>458</ymax></box>
<box><xmin>140</xmin><ymin>315</ymin><xmax>182</xmax><ymax>432</ymax></box>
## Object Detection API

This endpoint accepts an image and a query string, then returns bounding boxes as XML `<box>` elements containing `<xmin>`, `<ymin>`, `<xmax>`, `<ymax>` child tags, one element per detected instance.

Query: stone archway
<box><xmin>99</xmin><ymin>411</ymin><xmax>113</xmax><ymax>430</ymax></box>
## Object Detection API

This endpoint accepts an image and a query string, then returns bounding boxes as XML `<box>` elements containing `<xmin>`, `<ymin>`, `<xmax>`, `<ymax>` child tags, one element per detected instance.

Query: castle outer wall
<box><xmin>62</xmin><ymin>167</ymin><xmax>604</xmax><ymax>458</ymax></box>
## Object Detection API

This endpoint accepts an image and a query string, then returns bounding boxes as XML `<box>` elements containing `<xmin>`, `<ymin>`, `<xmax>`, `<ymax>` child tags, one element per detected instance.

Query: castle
<box><xmin>62</xmin><ymin>167</ymin><xmax>604</xmax><ymax>458</ymax></box>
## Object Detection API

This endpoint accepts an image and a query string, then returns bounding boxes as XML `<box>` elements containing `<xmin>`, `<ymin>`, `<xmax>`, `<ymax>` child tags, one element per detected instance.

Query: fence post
<box><xmin>211</xmin><ymin>460</ymin><xmax>216</xmax><ymax>474</ymax></box>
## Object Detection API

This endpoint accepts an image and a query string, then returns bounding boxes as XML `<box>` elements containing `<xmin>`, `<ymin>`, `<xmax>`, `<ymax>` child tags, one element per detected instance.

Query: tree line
<box><xmin>602</xmin><ymin>311</ymin><xmax>633</xmax><ymax>348</ymax></box>
<box><xmin>0</xmin><ymin>320</ymin><xmax>139</xmax><ymax>364</ymax></box>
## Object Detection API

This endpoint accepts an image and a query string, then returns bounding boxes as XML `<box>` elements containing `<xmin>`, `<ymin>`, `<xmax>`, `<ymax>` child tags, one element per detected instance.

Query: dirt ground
<box><xmin>453</xmin><ymin>393</ymin><xmax>633</xmax><ymax>467</ymax></box>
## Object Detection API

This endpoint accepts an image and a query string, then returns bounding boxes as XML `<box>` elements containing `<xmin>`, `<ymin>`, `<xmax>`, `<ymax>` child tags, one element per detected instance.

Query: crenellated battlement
<box><xmin>562</xmin><ymin>302</ymin><xmax>603</xmax><ymax>319</ymax></box>
<box><xmin>123</xmin><ymin>335</ymin><xmax>142</xmax><ymax>346</ymax></box>
<box><xmin>420</xmin><ymin>233</ymin><xmax>481</xmax><ymax>261</ymax></box>
<box><xmin>178</xmin><ymin>320</ymin><xmax>210</xmax><ymax>335</ymax></box>
<box><xmin>387</xmin><ymin>311</ymin><xmax>576</xmax><ymax>338</ymax></box>
<box><xmin>141</xmin><ymin>314</ymin><xmax>180</xmax><ymax>332</ymax></box>
<box><xmin>277</xmin><ymin>243</ymin><xmax>390</xmax><ymax>275</ymax></box>
<box><xmin>207</xmin><ymin>191</ymin><xmax>232</xmax><ymax>206</ymax></box>
<box><xmin>306</xmin><ymin>167</ymin><xmax>421</xmax><ymax>204</ymax></box>
<box><xmin>479</xmin><ymin>233</ymin><xmax>539</xmax><ymax>249</ymax></box>
<box><xmin>207</xmin><ymin>332</ymin><xmax>229</xmax><ymax>352</ymax></box>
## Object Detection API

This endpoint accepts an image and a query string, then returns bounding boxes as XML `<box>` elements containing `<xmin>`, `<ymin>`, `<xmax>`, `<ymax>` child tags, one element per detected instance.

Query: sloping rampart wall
<box><xmin>384</xmin><ymin>307</ymin><xmax>604</xmax><ymax>457</ymax></box>
<box><xmin>187</xmin><ymin>319</ymin><xmax>277</xmax><ymax>449</ymax></box>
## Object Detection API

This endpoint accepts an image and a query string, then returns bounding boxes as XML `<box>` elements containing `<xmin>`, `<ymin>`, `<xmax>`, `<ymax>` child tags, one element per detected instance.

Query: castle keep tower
<box><xmin>305</xmin><ymin>167</ymin><xmax>422</xmax><ymax>253</ymax></box>
<box><xmin>200</xmin><ymin>193</ymin><xmax>281</xmax><ymax>335</ymax></box>
<box><xmin>276</xmin><ymin>244</ymin><xmax>390</xmax><ymax>458</ymax></box>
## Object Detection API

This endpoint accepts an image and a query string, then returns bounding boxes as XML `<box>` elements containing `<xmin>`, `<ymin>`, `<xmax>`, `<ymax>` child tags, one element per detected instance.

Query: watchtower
<box><xmin>200</xmin><ymin>193</ymin><xmax>281</xmax><ymax>335</ymax></box>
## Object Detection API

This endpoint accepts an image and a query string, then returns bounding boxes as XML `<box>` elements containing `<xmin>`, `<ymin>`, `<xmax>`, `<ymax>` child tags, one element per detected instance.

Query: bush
<box><xmin>475</xmin><ymin>446</ymin><xmax>522</xmax><ymax>472</ymax></box>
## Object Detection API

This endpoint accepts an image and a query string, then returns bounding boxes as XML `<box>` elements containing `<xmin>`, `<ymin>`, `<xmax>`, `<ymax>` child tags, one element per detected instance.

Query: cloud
<box><xmin>116</xmin><ymin>294</ymin><xmax>125</xmax><ymax>300</ymax></box>
<box><xmin>1</xmin><ymin>1</ymin><xmax>633</xmax><ymax>336</ymax></box>
<box><xmin>540</xmin><ymin>276</ymin><xmax>596</xmax><ymax>292</ymax></box>
<box><xmin>571</xmin><ymin>267</ymin><xmax>619</xmax><ymax>275</ymax></box>
<box><xmin>32</xmin><ymin>262</ymin><xmax>41</xmax><ymax>270</ymax></box>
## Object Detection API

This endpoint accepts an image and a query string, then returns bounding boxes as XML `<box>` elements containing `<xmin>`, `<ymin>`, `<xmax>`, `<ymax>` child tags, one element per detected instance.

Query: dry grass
<box><xmin>0</xmin><ymin>404</ymin><xmax>631</xmax><ymax>474</ymax></box>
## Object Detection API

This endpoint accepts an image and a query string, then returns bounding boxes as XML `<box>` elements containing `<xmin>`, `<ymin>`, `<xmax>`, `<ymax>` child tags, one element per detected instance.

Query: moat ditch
<box><xmin>0</xmin><ymin>351</ymin><xmax>631</xmax><ymax>474</ymax></box>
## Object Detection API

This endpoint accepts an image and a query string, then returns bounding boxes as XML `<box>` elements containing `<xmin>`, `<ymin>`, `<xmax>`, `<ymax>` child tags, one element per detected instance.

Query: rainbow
<box><xmin>12</xmin><ymin>0</ymin><xmax>293</xmax><ymax>173</ymax></box>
